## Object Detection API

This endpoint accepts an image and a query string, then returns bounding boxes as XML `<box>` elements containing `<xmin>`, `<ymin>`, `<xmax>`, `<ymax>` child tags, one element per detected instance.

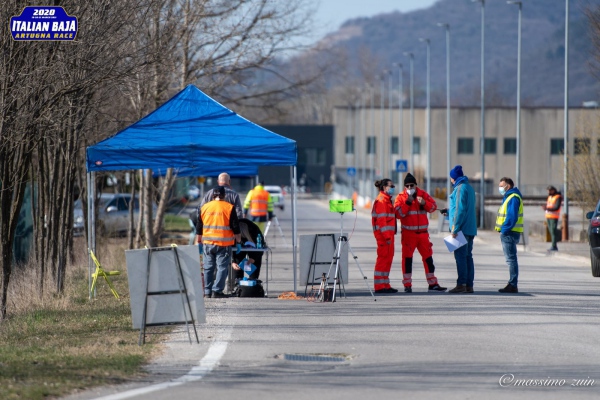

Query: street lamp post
<box><xmin>370</xmin><ymin>83</ymin><xmax>376</xmax><ymax>200</ymax></box>
<box><xmin>508</xmin><ymin>1</ymin><xmax>522</xmax><ymax>190</ymax></box>
<box><xmin>393</xmin><ymin>62</ymin><xmax>404</xmax><ymax>173</ymax></box>
<box><xmin>473</xmin><ymin>0</ymin><xmax>486</xmax><ymax>228</ymax></box>
<box><xmin>438</xmin><ymin>22</ymin><xmax>451</xmax><ymax>203</ymax></box>
<box><xmin>380</xmin><ymin>73</ymin><xmax>386</xmax><ymax>180</ymax></box>
<box><xmin>404</xmin><ymin>52</ymin><xmax>415</xmax><ymax>172</ymax></box>
<box><xmin>419</xmin><ymin>37</ymin><xmax>431</xmax><ymax>196</ymax></box>
<box><xmin>388</xmin><ymin>70</ymin><xmax>394</xmax><ymax>178</ymax></box>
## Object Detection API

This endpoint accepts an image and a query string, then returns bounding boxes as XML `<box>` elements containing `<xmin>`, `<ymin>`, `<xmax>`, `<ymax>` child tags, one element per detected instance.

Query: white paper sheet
<box><xmin>444</xmin><ymin>231</ymin><xmax>468</xmax><ymax>252</ymax></box>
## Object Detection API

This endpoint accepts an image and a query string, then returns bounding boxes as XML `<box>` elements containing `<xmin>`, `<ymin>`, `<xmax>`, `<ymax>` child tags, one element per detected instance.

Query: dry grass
<box><xmin>0</xmin><ymin>238</ymin><xmax>164</xmax><ymax>400</ymax></box>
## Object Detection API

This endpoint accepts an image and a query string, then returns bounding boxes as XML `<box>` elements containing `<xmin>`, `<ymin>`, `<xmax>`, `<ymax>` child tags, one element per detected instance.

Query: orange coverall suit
<box><xmin>371</xmin><ymin>191</ymin><xmax>397</xmax><ymax>291</ymax></box>
<box><xmin>394</xmin><ymin>188</ymin><xmax>440</xmax><ymax>288</ymax></box>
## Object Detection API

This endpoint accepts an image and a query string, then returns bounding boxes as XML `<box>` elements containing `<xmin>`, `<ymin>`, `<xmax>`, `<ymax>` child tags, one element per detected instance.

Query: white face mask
<box><xmin>406</xmin><ymin>188</ymin><xmax>415</xmax><ymax>196</ymax></box>
<box><xmin>499</xmin><ymin>186</ymin><xmax>506</xmax><ymax>195</ymax></box>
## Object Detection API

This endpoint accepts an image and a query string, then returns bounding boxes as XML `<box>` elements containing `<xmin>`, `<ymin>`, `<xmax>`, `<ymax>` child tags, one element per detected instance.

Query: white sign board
<box><xmin>125</xmin><ymin>245</ymin><xmax>205</xmax><ymax>329</ymax></box>
<box><xmin>299</xmin><ymin>233</ymin><xmax>348</xmax><ymax>286</ymax></box>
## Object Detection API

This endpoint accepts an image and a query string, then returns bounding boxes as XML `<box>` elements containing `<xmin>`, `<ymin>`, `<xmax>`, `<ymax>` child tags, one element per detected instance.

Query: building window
<box><xmin>574</xmin><ymin>138</ymin><xmax>590</xmax><ymax>155</ymax></box>
<box><xmin>412</xmin><ymin>137</ymin><xmax>421</xmax><ymax>154</ymax></box>
<box><xmin>345</xmin><ymin>136</ymin><xmax>355</xmax><ymax>154</ymax></box>
<box><xmin>367</xmin><ymin>136</ymin><xmax>376</xmax><ymax>154</ymax></box>
<box><xmin>391</xmin><ymin>137</ymin><xmax>399</xmax><ymax>155</ymax></box>
<box><xmin>483</xmin><ymin>138</ymin><xmax>496</xmax><ymax>154</ymax></box>
<box><xmin>300</xmin><ymin>148</ymin><xmax>326</xmax><ymax>166</ymax></box>
<box><xmin>457</xmin><ymin>138</ymin><xmax>474</xmax><ymax>154</ymax></box>
<box><xmin>504</xmin><ymin>138</ymin><xmax>517</xmax><ymax>154</ymax></box>
<box><xmin>550</xmin><ymin>138</ymin><xmax>564</xmax><ymax>155</ymax></box>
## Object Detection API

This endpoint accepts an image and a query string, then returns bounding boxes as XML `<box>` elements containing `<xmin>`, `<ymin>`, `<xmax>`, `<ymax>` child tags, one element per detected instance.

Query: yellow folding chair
<box><xmin>89</xmin><ymin>250</ymin><xmax>120</xmax><ymax>299</ymax></box>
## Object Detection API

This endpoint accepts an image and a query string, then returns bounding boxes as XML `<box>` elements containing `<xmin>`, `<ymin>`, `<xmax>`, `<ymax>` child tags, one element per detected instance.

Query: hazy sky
<box><xmin>314</xmin><ymin>0</ymin><xmax>439</xmax><ymax>35</ymax></box>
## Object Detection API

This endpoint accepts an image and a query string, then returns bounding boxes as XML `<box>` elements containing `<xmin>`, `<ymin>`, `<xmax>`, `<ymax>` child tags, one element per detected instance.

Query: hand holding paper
<box><xmin>444</xmin><ymin>231</ymin><xmax>467</xmax><ymax>252</ymax></box>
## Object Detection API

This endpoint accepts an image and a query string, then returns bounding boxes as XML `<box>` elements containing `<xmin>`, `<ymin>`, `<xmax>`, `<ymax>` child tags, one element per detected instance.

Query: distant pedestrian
<box><xmin>495</xmin><ymin>177</ymin><xmax>523</xmax><ymax>294</ymax></box>
<box><xmin>199</xmin><ymin>172</ymin><xmax>244</xmax><ymax>220</ymax></box>
<box><xmin>394</xmin><ymin>173</ymin><xmax>447</xmax><ymax>293</ymax></box>
<box><xmin>446</xmin><ymin>165</ymin><xmax>478</xmax><ymax>294</ymax></box>
<box><xmin>371</xmin><ymin>178</ymin><xmax>398</xmax><ymax>293</ymax></box>
<box><xmin>542</xmin><ymin>185</ymin><xmax>562</xmax><ymax>251</ymax></box>
<box><xmin>243</xmin><ymin>181</ymin><xmax>273</xmax><ymax>233</ymax></box>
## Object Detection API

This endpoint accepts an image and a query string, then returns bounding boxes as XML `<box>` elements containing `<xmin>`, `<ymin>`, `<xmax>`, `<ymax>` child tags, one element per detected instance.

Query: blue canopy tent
<box><xmin>151</xmin><ymin>165</ymin><xmax>258</xmax><ymax>178</ymax></box>
<box><xmin>85</xmin><ymin>85</ymin><xmax>299</xmax><ymax>294</ymax></box>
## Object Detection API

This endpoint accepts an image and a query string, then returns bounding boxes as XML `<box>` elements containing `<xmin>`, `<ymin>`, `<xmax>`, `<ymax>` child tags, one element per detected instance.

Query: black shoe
<box><xmin>548</xmin><ymin>247</ymin><xmax>558</xmax><ymax>252</ymax></box>
<box><xmin>448</xmin><ymin>285</ymin><xmax>467</xmax><ymax>294</ymax></box>
<box><xmin>404</xmin><ymin>287</ymin><xmax>412</xmax><ymax>293</ymax></box>
<box><xmin>428</xmin><ymin>284</ymin><xmax>447</xmax><ymax>292</ymax></box>
<box><xmin>498</xmin><ymin>284</ymin><xmax>518</xmax><ymax>293</ymax></box>
<box><xmin>466</xmin><ymin>286</ymin><xmax>474</xmax><ymax>293</ymax></box>
<box><xmin>212</xmin><ymin>291</ymin><xmax>230</xmax><ymax>298</ymax></box>
<box><xmin>204</xmin><ymin>292</ymin><xmax>212</xmax><ymax>298</ymax></box>
<box><xmin>375</xmin><ymin>288</ymin><xmax>398</xmax><ymax>294</ymax></box>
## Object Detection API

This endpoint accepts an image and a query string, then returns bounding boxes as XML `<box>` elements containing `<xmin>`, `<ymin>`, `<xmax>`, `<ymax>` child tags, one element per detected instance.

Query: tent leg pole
<box><xmin>292</xmin><ymin>166</ymin><xmax>297</xmax><ymax>293</ymax></box>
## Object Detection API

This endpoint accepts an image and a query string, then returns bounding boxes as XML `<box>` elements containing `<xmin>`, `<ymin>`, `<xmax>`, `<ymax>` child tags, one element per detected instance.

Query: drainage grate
<box><xmin>282</xmin><ymin>353</ymin><xmax>349</xmax><ymax>362</ymax></box>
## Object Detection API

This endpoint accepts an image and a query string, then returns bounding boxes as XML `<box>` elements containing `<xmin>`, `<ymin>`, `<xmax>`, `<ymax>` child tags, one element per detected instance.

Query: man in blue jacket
<box><xmin>445</xmin><ymin>165</ymin><xmax>478</xmax><ymax>294</ymax></box>
<box><xmin>495</xmin><ymin>177</ymin><xmax>524</xmax><ymax>293</ymax></box>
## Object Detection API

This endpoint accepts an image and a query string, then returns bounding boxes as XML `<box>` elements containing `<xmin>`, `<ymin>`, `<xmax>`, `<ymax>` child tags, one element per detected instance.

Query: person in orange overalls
<box><xmin>371</xmin><ymin>178</ymin><xmax>398</xmax><ymax>293</ymax></box>
<box><xmin>394</xmin><ymin>173</ymin><xmax>446</xmax><ymax>293</ymax></box>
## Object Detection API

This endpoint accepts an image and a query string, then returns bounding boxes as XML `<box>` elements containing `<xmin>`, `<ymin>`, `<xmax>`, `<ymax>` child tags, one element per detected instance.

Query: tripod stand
<box><xmin>321</xmin><ymin>212</ymin><xmax>376</xmax><ymax>302</ymax></box>
<box><xmin>264</xmin><ymin>216</ymin><xmax>288</xmax><ymax>246</ymax></box>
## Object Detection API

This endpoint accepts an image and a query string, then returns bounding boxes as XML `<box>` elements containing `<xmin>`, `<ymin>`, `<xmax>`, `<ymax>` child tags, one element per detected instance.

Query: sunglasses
<box><xmin>404</xmin><ymin>184</ymin><xmax>415</xmax><ymax>188</ymax></box>
<box><xmin>387</xmin><ymin>184</ymin><xmax>395</xmax><ymax>188</ymax></box>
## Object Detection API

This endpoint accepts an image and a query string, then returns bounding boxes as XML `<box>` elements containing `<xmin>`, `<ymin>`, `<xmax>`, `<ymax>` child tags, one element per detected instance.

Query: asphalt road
<box><xmin>65</xmin><ymin>197</ymin><xmax>600</xmax><ymax>400</ymax></box>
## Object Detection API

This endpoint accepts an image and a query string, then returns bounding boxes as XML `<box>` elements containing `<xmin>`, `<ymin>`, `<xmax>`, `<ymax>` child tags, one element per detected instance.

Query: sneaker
<box><xmin>212</xmin><ymin>291</ymin><xmax>230</xmax><ymax>298</ymax></box>
<box><xmin>548</xmin><ymin>247</ymin><xmax>558</xmax><ymax>252</ymax></box>
<box><xmin>466</xmin><ymin>286</ymin><xmax>474</xmax><ymax>293</ymax></box>
<box><xmin>404</xmin><ymin>287</ymin><xmax>412</xmax><ymax>293</ymax></box>
<box><xmin>498</xmin><ymin>284</ymin><xmax>518</xmax><ymax>293</ymax></box>
<box><xmin>448</xmin><ymin>285</ymin><xmax>467</xmax><ymax>294</ymax></box>
<box><xmin>428</xmin><ymin>284</ymin><xmax>447</xmax><ymax>292</ymax></box>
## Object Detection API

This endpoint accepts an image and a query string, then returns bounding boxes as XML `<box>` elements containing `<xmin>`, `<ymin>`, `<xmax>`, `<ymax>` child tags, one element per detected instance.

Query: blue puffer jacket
<box><xmin>448</xmin><ymin>176</ymin><xmax>478</xmax><ymax>236</ymax></box>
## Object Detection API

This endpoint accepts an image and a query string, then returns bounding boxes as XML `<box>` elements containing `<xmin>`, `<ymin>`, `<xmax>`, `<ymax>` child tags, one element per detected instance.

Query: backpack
<box><xmin>236</xmin><ymin>280</ymin><xmax>265</xmax><ymax>298</ymax></box>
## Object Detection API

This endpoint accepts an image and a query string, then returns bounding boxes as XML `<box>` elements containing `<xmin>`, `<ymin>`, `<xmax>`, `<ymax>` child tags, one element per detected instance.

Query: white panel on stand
<box><xmin>299</xmin><ymin>233</ymin><xmax>348</xmax><ymax>286</ymax></box>
<box><xmin>125</xmin><ymin>245</ymin><xmax>205</xmax><ymax>329</ymax></box>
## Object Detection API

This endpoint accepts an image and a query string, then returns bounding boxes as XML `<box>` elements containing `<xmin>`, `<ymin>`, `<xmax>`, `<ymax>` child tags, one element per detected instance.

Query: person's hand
<box><xmin>232</xmin><ymin>263</ymin><xmax>241</xmax><ymax>271</ymax></box>
<box><xmin>236</xmin><ymin>243</ymin><xmax>242</xmax><ymax>254</ymax></box>
<box><xmin>405</xmin><ymin>197</ymin><xmax>413</xmax><ymax>205</ymax></box>
<box><xmin>198</xmin><ymin>243</ymin><xmax>203</xmax><ymax>254</ymax></box>
<box><xmin>417</xmin><ymin>196</ymin><xmax>425</xmax><ymax>205</ymax></box>
<box><xmin>451</xmin><ymin>233</ymin><xmax>458</xmax><ymax>238</ymax></box>
<box><xmin>541</xmin><ymin>205</ymin><xmax>546</xmax><ymax>210</ymax></box>
<box><xmin>248</xmin><ymin>257</ymin><xmax>255</xmax><ymax>264</ymax></box>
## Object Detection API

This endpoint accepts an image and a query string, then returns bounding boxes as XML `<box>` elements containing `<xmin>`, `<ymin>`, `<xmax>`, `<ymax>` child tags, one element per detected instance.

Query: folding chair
<box><xmin>89</xmin><ymin>249</ymin><xmax>121</xmax><ymax>299</ymax></box>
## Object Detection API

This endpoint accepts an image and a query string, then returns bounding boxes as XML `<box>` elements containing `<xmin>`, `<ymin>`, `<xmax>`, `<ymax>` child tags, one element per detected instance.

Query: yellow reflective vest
<box><xmin>495</xmin><ymin>193</ymin><xmax>524</xmax><ymax>233</ymax></box>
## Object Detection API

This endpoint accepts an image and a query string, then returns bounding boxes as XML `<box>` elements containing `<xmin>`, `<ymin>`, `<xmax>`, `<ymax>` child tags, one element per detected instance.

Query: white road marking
<box><xmin>93</xmin><ymin>341</ymin><xmax>228</xmax><ymax>400</ymax></box>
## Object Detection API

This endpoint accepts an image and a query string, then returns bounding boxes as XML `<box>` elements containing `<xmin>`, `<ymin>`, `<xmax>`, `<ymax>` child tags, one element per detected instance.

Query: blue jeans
<box><xmin>203</xmin><ymin>244</ymin><xmax>231</xmax><ymax>294</ymax></box>
<box><xmin>453</xmin><ymin>234</ymin><xmax>475</xmax><ymax>287</ymax></box>
<box><xmin>500</xmin><ymin>232</ymin><xmax>520</xmax><ymax>287</ymax></box>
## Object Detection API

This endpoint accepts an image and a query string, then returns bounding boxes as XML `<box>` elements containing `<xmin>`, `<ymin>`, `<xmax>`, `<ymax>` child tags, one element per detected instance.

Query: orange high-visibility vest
<box><xmin>201</xmin><ymin>200</ymin><xmax>235</xmax><ymax>246</ymax></box>
<box><xmin>545</xmin><ymin>194</ymin><xmax>561</xmax><ymax>219</ymax></box>
<box><xmin>249</xmin><ymin>188</ymin><xmax>269</xmax><ymax>217</ymax></box>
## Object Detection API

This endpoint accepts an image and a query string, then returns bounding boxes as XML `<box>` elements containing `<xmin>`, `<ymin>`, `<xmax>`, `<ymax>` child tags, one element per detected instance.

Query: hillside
<box><xmin>304</xmin><ymin>0</ymin><xmax>600</xmax><ymax>107</ymax></box>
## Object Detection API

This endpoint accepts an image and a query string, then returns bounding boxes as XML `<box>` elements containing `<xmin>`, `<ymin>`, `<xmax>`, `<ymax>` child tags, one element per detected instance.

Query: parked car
<box><xmin>73</xmin><ymin>200</ymin><xmax>84</xmax><ymax>237</ymax></box>
<box><xmin>74</xmin><ymin>193</ymin><xmax>156</xmax><ymax>237</ymax></box>
<box><xmin>264</xmin><ymin>185</ymin><xmax>285</xmax><ymax>211</ymax></box>
<box><xmin>187</xmin><ymin>184</ymin><xmax>201</xmax><ymax>200</ymax></box>
<box><xmin>586</xmin><ymin>199</ymin><xmax>600</xmax><ymax>277</ymax></box>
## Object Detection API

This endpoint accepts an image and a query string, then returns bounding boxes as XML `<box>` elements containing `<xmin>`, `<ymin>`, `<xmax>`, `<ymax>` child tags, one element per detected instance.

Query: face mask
<box><xmin>386</xmin><ymin>187</ymin><xmax>395</xmax><ymax>195</ymax></box>
<box><xmin>407</xmin><ymin>188</ymin><xmax>415</xmax><ymax>196</ymax></box>
<box><xmin>499</xmin><ymin>186</ymin><xmax>506</xmax><ymax>195</ymax></box>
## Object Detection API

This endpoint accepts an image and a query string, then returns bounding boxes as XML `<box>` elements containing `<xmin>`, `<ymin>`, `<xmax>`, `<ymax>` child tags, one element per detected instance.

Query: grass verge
<box><xmin>164</xmin><ymin>214</ymin><xmax>193</xmax><ymax>232</ymax></box>
<box><xmin>0</xmin><ymin>241</ymin><xmax>162</xmax><ymax>399</ymax></box>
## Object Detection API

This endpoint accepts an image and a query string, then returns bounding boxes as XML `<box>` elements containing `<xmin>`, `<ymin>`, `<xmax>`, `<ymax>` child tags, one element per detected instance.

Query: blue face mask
<box><xmin>386</xmin><ymin>187</ymin><xmax>395</xmax><ymax>195</ymax></box>
<box><xmin>499</xmin><ymin>186</ymin><xmax>506</xmax><ymax>195</ymax></box>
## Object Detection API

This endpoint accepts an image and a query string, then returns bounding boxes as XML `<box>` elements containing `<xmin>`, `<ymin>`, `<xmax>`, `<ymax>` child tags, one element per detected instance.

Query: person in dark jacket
<box><xmin>495</xmin><ymin>177</ymin><xmax>524</xmax><ymax>293</ymax></box>
<box><xmin>231</xmin><ymin>218</ymin><xmax>265</xmax><ymax>281</ymax></box>
<box><xmin>445</xmin><ymin>165</ymin><xmax>478</xmax><ymax>294</ymax></box>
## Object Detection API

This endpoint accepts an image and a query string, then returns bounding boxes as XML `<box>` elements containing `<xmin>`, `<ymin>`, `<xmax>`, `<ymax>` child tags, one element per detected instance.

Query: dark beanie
<box><xmin>404</xmin><ymin>173</ymin><xmax>417</xmax><ymax>185</ymax></box>
<box><xmin>450</xmin><ymin>165</ymin><xmax>464</xmax><ymax>180</ymax></box>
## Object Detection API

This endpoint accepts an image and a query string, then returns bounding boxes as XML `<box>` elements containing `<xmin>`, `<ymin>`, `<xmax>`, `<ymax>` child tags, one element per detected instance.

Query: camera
<box><xmin>329</xmin><ymin>199</ymin><xmax>354</xmax><ymax>213</ymax></box>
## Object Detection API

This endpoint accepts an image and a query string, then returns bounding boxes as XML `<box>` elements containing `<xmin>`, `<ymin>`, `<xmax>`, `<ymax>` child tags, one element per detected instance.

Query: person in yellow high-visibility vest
<box><xmin>542</xmin><ymin>185</ymin><xmax>562</xmax><ymax>252</ymax></box>
<box><xmin>495</xmin><ymin>177</ymin><xmax>524</xmax><ymax>294</ymax></box>
<box><xmin>243</xmin><ymin>182</ymin><xmax>273</xmax><ymax>233</ymax></box>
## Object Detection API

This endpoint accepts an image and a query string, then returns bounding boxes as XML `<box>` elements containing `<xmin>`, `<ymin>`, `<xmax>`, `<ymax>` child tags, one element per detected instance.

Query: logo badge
<box><xmin>10</xmin><ymin>7</ymin><xmax>78</xmax><ymax>41</ymax></box>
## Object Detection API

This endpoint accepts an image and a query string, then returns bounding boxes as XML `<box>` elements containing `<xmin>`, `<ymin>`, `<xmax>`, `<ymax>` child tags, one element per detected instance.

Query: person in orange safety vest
<box><xmin>394</xmin><ymin>173</ymin><xmax>447</xmax><ymax>293</ymax></box>
<box><xmin>542</xmin><ymin>185</ymin><xmax>562</xmax><ymax>252</ymax></box>
<box><xmin>371</xmin><ymin>179</ymin><xmax>399</xmax><ymax>293</ymax></box>
<box><xmin>243</xmin><ymin>182</ymin><xmax>273</xmax><ymax>233</ymax></box>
